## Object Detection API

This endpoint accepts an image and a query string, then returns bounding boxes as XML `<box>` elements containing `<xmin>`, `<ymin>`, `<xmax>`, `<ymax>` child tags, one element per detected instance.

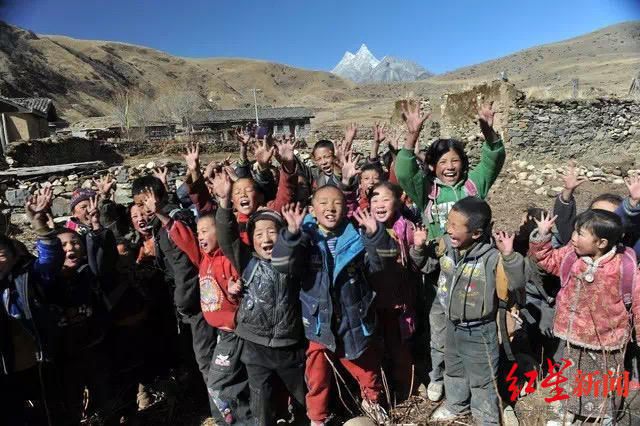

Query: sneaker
<box><xmin>431</xmin><ymin>406</ymin><xmax>457</xmax><ymax>422</ymax></box>
<box><xmin>427</xmin><ymin>382</ymin><xmax>444</xmax><ymax>402</ymax></box>
<box><xmin>503</xmin><ymin>406</ymin><xmax>519</xmax><ymax>426</ymax></box>
<box><xmin>360</xmin><ymin>399</ymin><xmax>389</xmax><ymax>424</ymax></box>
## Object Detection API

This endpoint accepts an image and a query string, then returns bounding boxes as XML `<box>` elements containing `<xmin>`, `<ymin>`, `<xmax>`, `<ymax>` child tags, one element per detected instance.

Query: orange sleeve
<box><xmin>267</xmin><ymin>166</ymin><xmax>296</xmax><ymax>212</ymax></box>
<box><xmin>168</xmin><ymin>220</ymin><xmax>202</xmax><ymax>268</ymax></box>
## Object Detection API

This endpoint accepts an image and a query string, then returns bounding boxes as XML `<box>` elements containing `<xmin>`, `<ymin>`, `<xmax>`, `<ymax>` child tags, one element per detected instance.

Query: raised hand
<box><xmin>413</xmin><ymin>224</ymin><xmax>428</xmax><ymax>248</ymax></box>
<box><xmin>212</xmin><ymin>168</ymin><xmax>233</xmax><ymax>207</ymax></box>
<box><xmin>372</xmin><ymin>121</ymin><xmax>387</xmax><ymax>143</ymax></box>
<box><xmin>341</xmin><ymin>152</ymin><xmax>362</xmax><ymax>185</ymax></box>
<box><xmin>93</xmin><ymin>174</ymin><xmax>116</xmax><ymax>198</ymax></box>
<box><xmin>493</xmin><ymin>230</ymin><xmax>515</xmax><ymax>256</ymax></box>
<box><xmin>281</xmin><ymin>202</ymin><xmax>307</xmax><ymax>234</ymax></box>
<box><xmin>25</xmin><ymin>186</ymin><xmax>53</xmax><ymax>219</ymax></box>
<box><xmin>344</xmin><ymin>123</ymin><xmax>358</xmax><ymax>152</ymax></box>
<box><xmin>533</xmin><ymin>212</ymin><xmax>558</xmax><ymax>237</ymax></box>
<box><xmin>274</xmin><ymin>134</ymin><xmax>297</xmax><ymax>170</ymax></box>
<box><xmin>560</xmin><ymin>161</ymin><xmax>587</xmax><ymax>201</ymax></box>
<box><xmin>88</xmin><ymin>195</ymin><xmax>101</xmax><ymax>230</ymax></box>
<box><xmin>477</xmin><ymin>100</ymin><xmax>498</xmax><ymax>143</ymax></box>
<box><xmin>624</xmin><ymin>173</ymin><xmax>640</xmax><ymax>207</ymax></box>
<box><xmin>228</xmin><ymin>278</ymin><xmax>243</xmax><ymax>297</ymax></box>
<box><xmin>401</xmin><ymin>100</ymin><xmax>430</xmax><ymax>150</ymax></box>
<box><xmin>353</xmin><ymin>208</ymin><xmax>378</xmax><ymax>235</ymax></box>
<box><xmin>253</xmin><ymin>137</ymin><xmax>276</xmax><ymax>169</ymax></box>
<box><xmin>142</xmin><ymin>187</ymin><xmax>159</xmax><ymax>215</ymax></box>
<box><xmin>184</xmin><ymin>142</ymin><xmax>200</xmax><ymax>172</ymax></box>
<box><xmin>153</xmin><ymin>167</ymin><xmax>169</xmax><ymax>189</ymax></box>
<box><xmin>235</xmin><ymin>127</ymin><xmax>251</xmax><ymax>146</ymax></box>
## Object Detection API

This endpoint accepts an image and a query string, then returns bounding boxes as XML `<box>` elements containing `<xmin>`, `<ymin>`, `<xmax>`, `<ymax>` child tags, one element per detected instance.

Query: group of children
<box><xmin>1</xmin><ymin>99</ymin><xmax>639</xmax><ymax>426</ymax></box>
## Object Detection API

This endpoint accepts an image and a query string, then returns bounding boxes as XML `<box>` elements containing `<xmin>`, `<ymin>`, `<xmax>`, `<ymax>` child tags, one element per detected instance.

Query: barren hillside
<box><xmin>0</xmin><ymin>20</ymin><xmax>638</xmax><ymax>127</ymax></box>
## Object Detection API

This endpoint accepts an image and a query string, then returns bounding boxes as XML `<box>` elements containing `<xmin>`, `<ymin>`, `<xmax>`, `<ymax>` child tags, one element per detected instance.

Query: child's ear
<box><xmin>596</xmin><ymin>238</ymin><xmax>609</xmax><ymax>250</ymax></box>
<box><xmin>471</xmin><ymin>229</ymin><xmax>484</xmax><ymax>241</ymax></box>
<box><xmin>308</xmin><ymin>205</ymin><xmax>316</xmax><ymax>218</ymax></box>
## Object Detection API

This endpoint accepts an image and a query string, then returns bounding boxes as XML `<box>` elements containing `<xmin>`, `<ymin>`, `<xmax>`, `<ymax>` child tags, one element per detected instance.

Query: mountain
<box><xmin>0</xmin><ymin>20</ymin><xmax>355</xmax><ymax>122</ymax></box>
<box><xmin>331</xmin><ymin>44</ymin><xmax>380</xmax><ymax>83</ymax></box>
<box><xmin>331</xmin><ymin>44</ymin><xmax>433</xmax><ymax>84</ymax></box>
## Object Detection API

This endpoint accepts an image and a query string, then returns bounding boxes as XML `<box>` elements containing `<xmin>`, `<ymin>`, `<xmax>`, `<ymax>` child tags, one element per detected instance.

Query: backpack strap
<box><xmin>619</xmin><ymin>247</ymin><xmax>637</xmax><ymax>311</ymax></box>
<box><xmin>559</xmin><ymin>250</ymin><xmax>578</xmax><ymax>286</ymax></box>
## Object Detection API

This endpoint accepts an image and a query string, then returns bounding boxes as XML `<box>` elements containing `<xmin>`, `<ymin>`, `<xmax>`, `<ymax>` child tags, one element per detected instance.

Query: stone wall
<box><xmin>6</xmin><ymin>137</ymin><xmax>123</xmax><ymax>167</ymax></box>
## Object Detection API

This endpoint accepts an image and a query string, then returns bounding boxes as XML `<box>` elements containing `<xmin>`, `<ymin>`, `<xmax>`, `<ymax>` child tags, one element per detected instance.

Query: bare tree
<box><xmin>111</xmin><ymin>89</ymin><xmax>155</xmax><ymax>140</ymax></box>
<box><xmin>155</xmin><ymin>84</ymin><xmax>205</xmax><ymax>133</ymax></box>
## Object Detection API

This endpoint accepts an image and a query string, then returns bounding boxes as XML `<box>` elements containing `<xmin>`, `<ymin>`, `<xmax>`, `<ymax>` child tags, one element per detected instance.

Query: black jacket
<box><xmin>216</xmin><ymin>206</ymin><xmax>303</xmax><ymax>348</ymax></box>
<box><xmin>151</xmin><ymin>203</ymin><xmax>201</xmax><ymax>316</ymax></box>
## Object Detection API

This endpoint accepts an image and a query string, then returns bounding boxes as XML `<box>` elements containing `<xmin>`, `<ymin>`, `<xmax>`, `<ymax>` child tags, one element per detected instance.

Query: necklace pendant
<box><xmin>583</xmin><ymin>272</ymin><xmax>595</xmax><ymax>283</ymax></box>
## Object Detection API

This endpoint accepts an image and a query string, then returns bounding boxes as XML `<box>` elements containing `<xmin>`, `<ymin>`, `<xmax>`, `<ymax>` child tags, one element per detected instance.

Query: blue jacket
<box><xmin>1</xmin><ymin>239</ymin><xmax>64</xmax><ymax>374</ymax></box>
<box><xmin>272</xmin><ymin>215</ymin><xmax>385</xmax><ymax>360</ymax></box>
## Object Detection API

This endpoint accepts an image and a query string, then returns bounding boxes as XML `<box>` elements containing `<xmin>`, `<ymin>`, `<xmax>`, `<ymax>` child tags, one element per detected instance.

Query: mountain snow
<box><xmin>331</xmin><ymin>44</ymin><xmax>433</xmax><ymax>84</ymax></box>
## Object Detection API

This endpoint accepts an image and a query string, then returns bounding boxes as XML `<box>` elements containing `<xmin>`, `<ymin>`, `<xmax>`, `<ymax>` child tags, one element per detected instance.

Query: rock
<box><xmin>547</xmin><ymin>190</ymin><xmax>557</xmax><ymax>198</ymax></box>
<box><xmin>613</xmin><ymin>178</ymin><xmax>624</xmax><ymax>184</ymax></box>
<box><xmin>551</xmin><ymin>186</ymin><xmax>564</xmax><ymax>193</ymax></box>
<box><xmin>5</xmin><ymin>188</ymin><xmax>30</xmax><ymax>207</ymax></box>
<box><xmin>535</xmin><ymin>187</ymin><xmax>546</xmax><ymax>195</ymax></box>
<box><xmin>52</xmin><ymin>180</ymin><xmax>63</xmax><ymax>186</ymax></box>
<box><xmin>53</xmin><ymin>186</ymin><xmax>65</xmax><ymax>196</ymax></box>
<box><xmin>136</xmin><ymin>164</ymin><xmax>146</xmax><ymax>170</ymax></box>
<box><xmin>116</xmin><ymin>167</ymin><xmax>129</xmax><ymax>184</ymax></box>
<box><xmin>175</xmin><ymin>179</ymin><xmax>184</xmax><ymax>190</ymax></box>
<box><xmin>538</xmin><ymin>116</ymin><xmax>550</xmax><ymax>122</ymax></box>
<box><xmin>518</xmin><ymin>161</ymin><xmax>528</xmax><ymax>169</ymax></box>
<box><xmin>535</xmin><ymin>178</ymin><xmax>544</xmax><ymax>186</ymax></box>
<box><xmin>343</xmin><ymin>417</ymin><xmax>377</xmax><ymax>426</ymax></box>
<box><xmin>526</xmin><ymin>164</ymin><xmax>535</xmax><ymax>171</ymax></box>
<box><xmin>522</xmin><ymin>180</ymin><xmax>534</xmax><ymax>187</ymax></box>
<box><xmin>53</xmin><ymin>216</ymin><xmax>71</xmax><ymax>225</ymax></box>
<box><xmin>114</xmin><ymin>188</ymin><xmax>133</xmax><ymax>205</ymax></box>
<box><xmin>146</xmin><ymin>161</ymin><xmax>156</xmax><ymax>169</ymax></box>
<box><xmin>517</xmin><ymin>172</ymin><xmax>529</xmax><ymax>181</ymax></box>
<box><xmin>81</xmin><ymin>179</ymin><xmax>94</xmax><ymax>189</ymax></box>
<box><xmin>51</xmin><ymin>196</ymin><xmax>69</xmax><ymax>218</ymax></box>
<box><xmin>613</xmin><ymin>168</ymin><xmax>623</xmax><ymax>176</ymax></box>
<box><xmin>67</xmin><ymin>174</ymin><xmax>78</xmax><ymax>181</ymax></box>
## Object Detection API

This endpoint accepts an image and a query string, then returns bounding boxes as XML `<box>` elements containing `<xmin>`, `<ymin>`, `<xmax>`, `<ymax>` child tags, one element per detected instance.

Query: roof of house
<box><xmin>0</xmin><ymin>96</ymin><xmax>59</xmax><ymax>121</ymax></box>
<box><xmin>0</xmin><ymin>96</ymin><xmax>30</xmax><ymax>113</ymax></box>
<box><xmin>191</xmin><ymin>107</ymin><xmax>314</xmax><ymax>124</ymax></box>
<box><xmin>69</xmin><ymin>115</ymin><xmax>176</xmax><ymax>131</ymax></box>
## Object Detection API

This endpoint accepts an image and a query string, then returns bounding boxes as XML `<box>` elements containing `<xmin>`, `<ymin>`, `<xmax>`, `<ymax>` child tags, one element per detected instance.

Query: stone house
<box><xmin>0</xmin><ymin>96</ymin><xmax>60</xmax><ymax>149</ymax></box>
<box><xmin>190</xmin><ymin>106</ymin><xmax>314</xmax><ymax>139</ymax></box>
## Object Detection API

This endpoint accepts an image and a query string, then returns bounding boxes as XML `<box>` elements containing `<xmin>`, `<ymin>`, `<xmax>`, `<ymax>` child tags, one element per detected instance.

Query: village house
<box><xmin>0</xmin><ymin>96</ymin><xmax>60</xmax><ymax>149</ymax></box>
<box><xmin>67</xmin><ymin>115</ymin><xmax>177</xmax><ymax>140</ymax></box>
<box><xmin>190</xmin><ymin>106</ymin><xmax>314</xmax><ymax>139</ymax></box>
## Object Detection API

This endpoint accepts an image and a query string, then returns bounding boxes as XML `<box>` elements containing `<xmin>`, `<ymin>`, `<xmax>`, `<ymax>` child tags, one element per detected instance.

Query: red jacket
<box><xmin>530</xmin><ymin>233</ymin><xmax>640</xmax><ymax>351</ymax></box>
<box><xmin>168</xmin><ymin>220</ymin><xmax>240</xmax><ymax>331</ymax></box>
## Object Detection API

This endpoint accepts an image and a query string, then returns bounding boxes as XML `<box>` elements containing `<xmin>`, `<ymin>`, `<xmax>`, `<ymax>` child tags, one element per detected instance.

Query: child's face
<box><xmin>591</xmin><ymin>200</ymin><xmax>618</xmax><ymax>213</ymax></box>
<box><xmin>310</xmin><ymin>186</ymin><xmax>346</xmax><ymax>231</ymax></box>
<box><xmin>252</xmin><ymin>219</ymin><xmax>279</xmax><ymax>260</ymax></box>
<box><xmin>197</xmin><ymin>216</ymin><xmax>219</xmax><ymax>255</ymax></box>
<box><xmin>313</xmin><ymin>147</ymin><xmax>335</xmax><ymax>176</ymax></box>
<box><xmin>232</xmin><ymin>179</ymin><xmax>260</xmax><ymax>216</ymax></box>
<box><xmin>0</xmin><ymin>246</ymin><xmax>16</xmax><ymax>279</ymax></box>
<box><xmin>130</xmin><ymin>205</ymin><xmax>151</xmax><ymax>235</ymax></box>
<box><xmin>433</xmin><ymin>149</ymin><xmax>463</xmax><ymax>186</ymax></box>
<box><xmin>73</xmin><ymin>200</ymin><xmax>91</xmax><ymax>226</ymax></box>
<box><xmin>58</xmin><ymin>232</ymin><xmax>86</xmax><ymax>271</ymax></box>
<box><xmin>571</xmin><ymin>226</ymin><xmax>607</xmax><ymax>258</ymax></box>
<box><xmin>360</xmin><ymin>170</ymin><xmax>381</xmax><ymax>193</ymax></box>
<box><xmin>446</xmin><ymin>209</ymin><xmax>480</xmax><ymax>249</ymax></box>
<box><xmin>133</xmin><ymin>193</ymin><xmax>155</xmax><ymax>219</ymax></box>
<box><xmin>370</xmin><ymin>186</ymin><xmax>399</xmax><ymax>224</ymax></box>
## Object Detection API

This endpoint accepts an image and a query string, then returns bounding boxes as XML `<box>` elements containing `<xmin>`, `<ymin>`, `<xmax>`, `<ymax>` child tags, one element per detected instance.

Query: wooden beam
<box><xmin>0</xmin><ymin>161</ymin><xmax>105</xmax><ymax>179</ymax></box>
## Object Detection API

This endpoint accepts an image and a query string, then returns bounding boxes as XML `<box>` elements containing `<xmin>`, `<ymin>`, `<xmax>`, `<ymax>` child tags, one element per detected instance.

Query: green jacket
<box><xmin>394</xmin><ymin>139</ymin><xmax>505</xmax><ymax>240</ymax></box>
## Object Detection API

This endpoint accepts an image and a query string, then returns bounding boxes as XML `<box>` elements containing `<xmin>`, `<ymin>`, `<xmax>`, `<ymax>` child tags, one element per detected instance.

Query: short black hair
<box><xmin>450</xmin><ymin>197</ymin><xmax>492</xmax><ymax>234</ymax></box>
<box><xmin>198</xmin><ymin>212</ymin><xmax>216</xmax><ymax>224</ymax></box>
<box><xmin>131</xmin><ymin>176</ymin><xmax>167</xmax><ymax>201</ymax></box>
<box><xmin>361</xmin><ymin>163</ymin><xmax>384</xmax><ymax>178</ymax></box>
<box><xmin>0</xmin><ymin>233</ymin><xmax>16</xmax><ymax>257</ymax></box>
<box><xmin>426</xmin><ymin>139</ymin><xmax>469</xmax><ymax>178</ymax></box>
<box><xmin>312</xmin><ymin>140</ymin><xmax>335</xmax><ymax>156</ymax></box>
<box><xmin>589</xmin><ymin>193</ymin><xmax>623</xmax><ymax>209</ymax></box>
<box><xmin>575</xmin><ymin>209</ymin><xmax>623</xmax><ymax>252</ymax></box>
<box><xmin>367</xmin><ymin>182</ymin><xmax>403</xmax><ymax>202</ymax></box>
<box><xmin>312</xmin><ymin>184</ymin><xmax>345</xmax><ymax>203</ymax></box>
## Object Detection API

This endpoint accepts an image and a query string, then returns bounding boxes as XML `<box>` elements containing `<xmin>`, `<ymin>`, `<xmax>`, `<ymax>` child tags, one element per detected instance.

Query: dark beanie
<box><xmin>70</xmin><ymin>188</ymin><xmax>96</xmax><ymax>213</ymax></box>
<box><xmin>247</xmin><ymin>209</ymin><xmax>284</xmax><ymax>240</ymax></box>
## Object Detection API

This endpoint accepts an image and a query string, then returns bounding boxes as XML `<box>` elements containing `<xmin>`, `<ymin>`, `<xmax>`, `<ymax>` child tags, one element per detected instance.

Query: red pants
<box><xmin>305</xmin><ymin>341</ymin><xmax>382</xmax><ymax>422</ymax></box>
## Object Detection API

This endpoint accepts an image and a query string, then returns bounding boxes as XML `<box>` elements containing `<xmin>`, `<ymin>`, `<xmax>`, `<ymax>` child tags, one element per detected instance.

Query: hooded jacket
<box><xmin>272</xmin><ymin>215</ymin><xmax>386</xmax><ymax>360</ymax></box>
<box><xmin>216</xmin><ymin>206</ymin><xmax>303</xmax><ymax>347</ymax></box>
<box><xmin>436</xmin><ymin>235</ymin><xmax>525</xmax><ymax>323</ymax></box>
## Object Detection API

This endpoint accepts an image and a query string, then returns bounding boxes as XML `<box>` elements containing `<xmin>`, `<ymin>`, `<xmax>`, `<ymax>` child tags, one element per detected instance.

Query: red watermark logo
<box><xmin>506</xmin><ymin>358</ymin><xmax>631</xmax><ymax>402</ymax></box>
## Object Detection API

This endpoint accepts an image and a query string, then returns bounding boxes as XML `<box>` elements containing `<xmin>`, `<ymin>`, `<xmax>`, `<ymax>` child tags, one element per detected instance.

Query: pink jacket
<box><xmin>530</xmin><ymin>232</ymin><xmax>640</xmax><ymax>351</ymax></box>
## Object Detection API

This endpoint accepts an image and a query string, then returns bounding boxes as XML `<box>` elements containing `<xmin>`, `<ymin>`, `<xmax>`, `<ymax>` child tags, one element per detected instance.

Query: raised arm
<box><xmin>467</xmin><ymin>102</ymin><xmax>506</xmax><ymax>198</ymax></box>
<box><xmin>553</xmin><ymin>162</ymin><xmax>585</xmax><ymax>245</ymax></box>
<box><xmin>272</xmin><ymin>203</ymin><xmax>309</xmax><ymax>276</ymax></box>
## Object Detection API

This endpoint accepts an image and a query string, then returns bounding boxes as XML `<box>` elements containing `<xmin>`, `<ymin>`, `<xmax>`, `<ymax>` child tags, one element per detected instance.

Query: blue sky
<box><xmin>3</xmin><ymin>0</ymin><xmax>639</xmax><ymax>74</ymax></box>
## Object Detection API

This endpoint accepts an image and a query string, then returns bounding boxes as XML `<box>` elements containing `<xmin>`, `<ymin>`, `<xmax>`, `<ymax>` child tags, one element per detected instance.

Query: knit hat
<box><xmin>70</xmin><ymin>188</ymin><xmax>96</xmax><ymax>213</ymax></box>
<box><xmin>247</xmin><ymin>209</ymin><xmax>284</xmax><ymax>241</ymax></box>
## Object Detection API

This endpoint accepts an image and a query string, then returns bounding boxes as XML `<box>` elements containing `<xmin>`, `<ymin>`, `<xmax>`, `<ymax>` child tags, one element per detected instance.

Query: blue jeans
<box><xmin>444</xmin><ymin>319</ymin><xmax>500</xmax><ymax>425</ymax></box>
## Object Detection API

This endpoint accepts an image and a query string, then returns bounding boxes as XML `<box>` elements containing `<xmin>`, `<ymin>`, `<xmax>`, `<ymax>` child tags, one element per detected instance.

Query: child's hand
<box><xmin>372</xmin><ymin>122</ymin><xmax>386</xmax><ymax>143</ymax></box>
<box><xmin>624</xmin><ymin>173</ymin><xmax>640</xmax><ymax>207</ymax></box>
<box><xmin>235</xmin><ymin>127</ymin><xmax>251</xmax><ymax>146</ymax></box>
<box><xmin>228</xmin><ymin>278</ymin><xmax>243</xmax><ymax>297</ymax></box>
<box><xmin>153</xmin><ymin>167</ymin><xmax>169</xmax><ymax>189</ymax></box>
<box><xmin>353</xmin><ymin>208</ymin><xmax>378</xmax><ymax>235</ymax></box>
<box><xmin>341</xmin><ymin>152</ymin><xmax>362</xmax><ymax>185</ymax></box>
<box><xmin>476</xmin><ymin>100</ymin><xmax>498</xmax><ymax>143</ymax></box>
<box><xmin>281</xmin><ymin>202</ymin><xmax>306</xmax><ymax>234</ymax></box>
<box><xmin>88</xmin><ymin>195</ymin><xmax>101</xmax><ymax>230</ymax></box>
<box><xmin>344</xmin><ymin>122</ymin><xmax>358</xmax><ymax>150</ymax></box>
<box><xmin>401</xmin><ymin>100</ymin><xmax>429</xmax><ymax>149</ymax></box>
<box><xmin>25</xmin><ymin>186</ymin><xmax>53</xmax><ymax>220</ymax></box>
<box><xmin>142</xmin><ymin>187</ymin><xmax>159</xmax><ymax>214</ymax></box>
<box><xmin>212</xmin><ymin>169</ymin><xmax>233</xmax><ymax>207</ymax></box>
<box><xmin>93</xmin><ymin>174</ymin><xmax>116</xmax><ymax>198</ymax></box>
<box><xmin>253</xmin><ymin>137</ymin><xmax>276</xmax><ymax>169</ymax></box>
<box><xmin>533</xmin><ymin>212</ymin><xmax>558</xmax><ymax>237</ymax></box>
<box><xmin>561</xmin><ymin>161</ymin><xmax>586</xmax><ymax>192</ymax></box>
<box><xmin>413</xmin><ymin>224</ymin><xmax>428</xmax><ymax>248</ymax></box>
<box><xmin>493</xmin><ymin>230</ymin><xmax>515</xmax><ymax>257</ymax></box>
<box><xmin>184</xmin><ymin>142</ymin><xmax>200</xmax><ymax>172</ymax></box>
<box><xmin>274</xmin><ymin>134</ymin><xmax>297</xmax><ymax>170</ymax></box>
